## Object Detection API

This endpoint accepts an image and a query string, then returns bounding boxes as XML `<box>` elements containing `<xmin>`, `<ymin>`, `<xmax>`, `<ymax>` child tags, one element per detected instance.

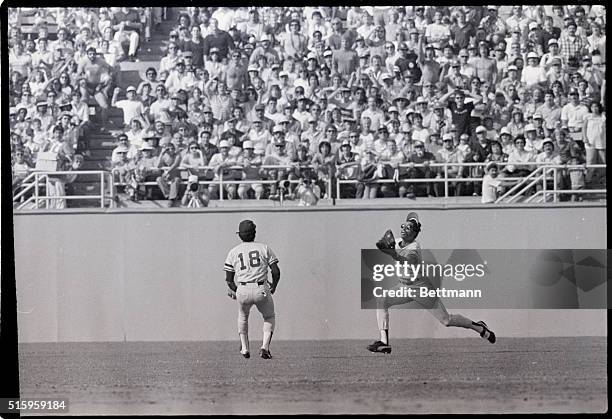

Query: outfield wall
<box><xmin>13</xmin><ymin>206</ymin><xmax>607</xmax><ymax>343</ymax></box>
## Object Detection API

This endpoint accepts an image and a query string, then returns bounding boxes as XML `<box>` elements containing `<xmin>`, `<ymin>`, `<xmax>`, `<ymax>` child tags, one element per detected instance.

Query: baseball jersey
<box><xmin>224</xmin><ymin>241</ymin><xmax>279</xmax><ymax>284</ymax></box>
<box><xmin>394</xmin><ymin>239</ymin><xmax>426</xmax><ymax>285</ymax></box>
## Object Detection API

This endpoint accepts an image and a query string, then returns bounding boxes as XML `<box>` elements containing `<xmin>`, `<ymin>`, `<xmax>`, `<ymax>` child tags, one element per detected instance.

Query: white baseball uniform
<box><xmin>224</xmin><ymin>241</ymin><xmax>278</xmax><ymax>334</ymax></box>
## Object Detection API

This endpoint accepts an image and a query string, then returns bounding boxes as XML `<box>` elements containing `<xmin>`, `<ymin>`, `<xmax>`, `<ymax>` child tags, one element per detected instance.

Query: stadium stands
<box><xmin>9</xmin><ymin>6</ymin><xmax>607</xmax><ymax>209</ymax></box>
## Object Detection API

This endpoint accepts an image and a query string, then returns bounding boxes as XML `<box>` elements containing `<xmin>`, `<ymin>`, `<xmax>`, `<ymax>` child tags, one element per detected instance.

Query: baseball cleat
<box><xmin>367</xmin><ymin>340</ymin><xmax>392</xmax><ymax>354</ymax></box>
<box><xmin>260</xmin><ymin>348</ymin><xmax>272</xmax><ymax>359</ymax></box>
<box><xmin>474</xmin><ymin>321</ymin><xmax>496</xmax><ymax>343</ymax></box>
<box><xmin>240</xmin><ymin>351</ymin><xmax>250</xmax><ymax>359</ymax></box>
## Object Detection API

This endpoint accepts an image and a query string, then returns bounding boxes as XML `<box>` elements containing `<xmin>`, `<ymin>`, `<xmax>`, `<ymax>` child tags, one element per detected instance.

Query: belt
<box><xmin>239</xmin><ymin>280</ymin><xmax>265</xmax><ymax>286</ymax></box>
<box><xmin>568</xmin><ymin>127</ymin><xmax>582</xmax><ymax>133</ymax></box>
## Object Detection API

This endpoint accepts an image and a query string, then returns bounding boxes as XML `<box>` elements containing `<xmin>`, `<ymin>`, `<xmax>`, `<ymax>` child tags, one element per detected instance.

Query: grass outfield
<box><xmin>18</xmin><ymin>337</ymin><xmax>606</xmax><ymax>415</ymax></box>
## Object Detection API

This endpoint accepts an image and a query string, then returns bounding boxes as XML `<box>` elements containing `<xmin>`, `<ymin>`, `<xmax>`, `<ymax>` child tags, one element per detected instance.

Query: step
<box><xmin>88</xmin><ymin>149</ymin><xmax>115</xmax><ymax>159</ymax></box>
<box><xmin>84</xmin><ymin>138</ymin><xmax>119</xmax><ymax>149</ymax></box>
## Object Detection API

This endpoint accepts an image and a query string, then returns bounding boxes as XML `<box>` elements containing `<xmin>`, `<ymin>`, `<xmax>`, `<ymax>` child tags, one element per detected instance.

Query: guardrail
<box><xmin>13</xmin><ymin>162</ymin><xmax>606</xmax><ymax>209</ymax></box>
<box><xmin>114</xmin><ymin>165</ymin><xmax>333</xmax><ymax>202</ymax></box>
<box><xmin>335</xmin><ymin>162</ymin><xmax>606</xmax><ymax>202</ymax></box>
<box><xmin>12</xmin><ymin>170</ymin><xmax>115</xmax><ymax>210</ymax></box>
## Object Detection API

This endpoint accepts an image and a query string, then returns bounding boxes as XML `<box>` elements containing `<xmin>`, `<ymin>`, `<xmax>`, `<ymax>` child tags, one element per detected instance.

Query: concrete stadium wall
<box><xmin>13</xmin><ymin>206</ymin><xmax>607</xmax><ymax>343</ymax></box>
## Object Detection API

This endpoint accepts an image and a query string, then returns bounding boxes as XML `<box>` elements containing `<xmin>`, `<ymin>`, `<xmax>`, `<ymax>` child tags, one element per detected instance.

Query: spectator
<box><xmin>9</xmin><ymin>6</ymin><xmax>606</xmax><ymax>207</ymax></box>
<box><xmin>156</xmin><ymin>142</ymin><xmax>182</xmax><ymax>207</ymax></box>
<box><xmin>582</xmin><ymin>100</ymin><xmax>606</xmax><ymax>183</ymax></box>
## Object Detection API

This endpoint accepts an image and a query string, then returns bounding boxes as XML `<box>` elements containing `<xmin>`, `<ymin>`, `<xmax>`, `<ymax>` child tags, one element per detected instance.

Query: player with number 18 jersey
<box><xmin>223</xmin><ymin>220</ymin><xmax>281</xmax><ymax>360</ymax></box>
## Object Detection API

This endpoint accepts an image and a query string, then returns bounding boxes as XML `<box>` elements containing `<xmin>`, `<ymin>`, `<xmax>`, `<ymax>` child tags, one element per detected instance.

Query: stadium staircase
<box><xmin>69</xmin><ymin>9</ymin><xmax>184</xmax><ymax>207</ymax></box>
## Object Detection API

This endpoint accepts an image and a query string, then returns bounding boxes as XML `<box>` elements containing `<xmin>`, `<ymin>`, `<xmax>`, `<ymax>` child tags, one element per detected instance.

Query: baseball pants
<box><xmin>376</xmin><ymin>280</ymin><xmax>471</xmax><ymax>330</ymax></box>
<box><xmin>236</xmin><ymin>282</ymin><xmax>275</xmax><ymax>334</ymax></box>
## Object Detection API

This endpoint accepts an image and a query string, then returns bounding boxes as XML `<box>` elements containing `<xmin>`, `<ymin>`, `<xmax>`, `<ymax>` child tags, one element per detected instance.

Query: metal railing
<box><xmin>335</xmin><ymin>161</ymin><xmax>606</xmax><ymax>203</ymax></box>
<box><xmin>12</xmin><ymin>170</ymin><xmax>115</xmax><ymax>210</ymax></box>
<box><xmin>12</xmin><ymin>162</ymin><xmax>606</xmax><ymax>209</ymax></box>
<box><xmin>114</xmin><ymin>165</ymin><xmax>333</xmax><ymax>203</ymax></box>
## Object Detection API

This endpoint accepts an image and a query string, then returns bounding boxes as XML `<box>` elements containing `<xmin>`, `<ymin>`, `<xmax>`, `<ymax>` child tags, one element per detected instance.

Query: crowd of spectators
<box><xmin>9</xmin><ymin>6</ymin><xmax>607</xmax><ymax>206</ymax></box>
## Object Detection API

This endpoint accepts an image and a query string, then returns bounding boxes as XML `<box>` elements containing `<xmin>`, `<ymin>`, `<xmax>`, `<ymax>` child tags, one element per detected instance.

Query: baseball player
<box><xmin>224</xmin><ymin>220</ymin><xmax>281</xmax><ymax>359</ymax></box>
<box><xmin>368</xmin><ymin>212</ymin><xmax>496</xmax><ymax>354</ymax></box>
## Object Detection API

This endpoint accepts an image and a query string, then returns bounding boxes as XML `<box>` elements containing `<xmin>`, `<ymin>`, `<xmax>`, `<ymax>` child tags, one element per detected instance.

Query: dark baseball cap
<box><xmin>237</xmin><ymin>220</ymin><xmax>256</xmax><ymax>235</ymax></box>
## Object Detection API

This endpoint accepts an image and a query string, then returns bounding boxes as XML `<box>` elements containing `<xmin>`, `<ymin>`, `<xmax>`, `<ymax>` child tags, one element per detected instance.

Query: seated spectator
<box><xmin>134</xmin><ymin>143</ymin><xmax>161</xmax><ymax>200</ymax></box>
<box><xmin>435</xmin><ymin>134</ymin><xmax>463</xmax><ymax>196</ymax></box>
<box><xmin>311</xmin><ymin>140</ymin><xmax>337</xmax><ymax>199</ymax></box>
<box><xmin>237</xmin><ymin>140</ymin><xmax>265</xmax><ymax>200</ymax></box>
<box><xmin>207</xmin><ymin>139</ymin><xmax>239</xmax><ymax>200</ymax></box>
<box><xmin>506</xmin><ymin>135</ymin><xmax>536</xmax><ymax>178</ymax></box>
<box><xmin>402</xmin><ymin>140</ymin><xmax>437</xmax><ymax>198</ymax></box>
<box><xmin>335</xmin><ymin>139</ymin><xmax>361</xmax><ymax>198</ymax></box>
<box><xmin>156</xmin><ymin>142</ymin><xmax>182</xmax><ymax>207</ymax></box>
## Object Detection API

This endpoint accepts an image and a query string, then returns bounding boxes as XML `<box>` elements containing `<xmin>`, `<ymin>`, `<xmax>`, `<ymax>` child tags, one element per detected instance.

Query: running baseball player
<box><xmin>368</xmin><ymin>212</ymin><xmax>496</xmax><ymax>354</ymax></box>
<box><xmin>224</xmin><ymin>220</ymin><xmax>280</xmax><ymax>359</ymax></box>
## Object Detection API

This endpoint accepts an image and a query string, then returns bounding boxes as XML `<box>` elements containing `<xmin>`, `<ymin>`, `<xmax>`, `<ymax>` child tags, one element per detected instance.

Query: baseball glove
<box><xmin>376</xmin><ymin>229</ymin><xmax>396</xmax><ymax>250</ymax></box>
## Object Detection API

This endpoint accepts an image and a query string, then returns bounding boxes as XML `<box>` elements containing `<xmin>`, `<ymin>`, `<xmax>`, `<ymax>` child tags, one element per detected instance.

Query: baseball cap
<box><xmin>218</xmin><ymin>140</ymin><xmax>230</xmax><ymax>148</ymax></box>
<box><xmin>323</xmin><ymin>49</ymin><xmax>333</xmax><ymax>57</ymax></box>
<box><xmin>341</xmin><ymin>139</ymin><xmax>351</xmax><ymax>147</ymax></box>
<box><xmin>279</xmin><ymin>71</ymin><xmax>289</xmax><ymax>78</ymax></box>
<box><xmin>388</xmin><ymin>106</ymin><xmax>399</xmax><ymax>113</ymax></box>
<box><xmin>272</xmin><ymin>125</ymin><xmax>284</xmax><ymax>133</ymax></box>
<box><xmin>141</xmin><ymin>143</ymin><xmax>154</xmax><ymax>150</ymax></box>
<box><xmin>413</xmin><ymin>140</ymin><xmax>424</xmax><ymax>148</ymax></box>
<box><xmin>307</xmin><ymin>51</ymin><xmax>317</xmax><ymax>60</ymax></box>
<box><xmin>242</xmin><ymin>140</ymin><xmax>254</xmax><ymax>149</ymax></box>
<box><xmin>475</xmin><ymin>125</ymin><xmax>487</xmax><ymax>134</ymax></box>
<box><xmin>237</xmin><ymin>220</ymin><xmax>256</xmax><ymax>235</ymax></box>
<box><xmin>548</xmin><ymin>39</ymin><xmax>559</xmax><ymax>46</ymax></box>
<box><xmin>442</xmin><ymin>133</ymin><xmax>454</xmax><ymax>142</ymax></box>
<box><xmin>525</xmin><ymin>123</ymin><xmax>536</xmax><ymax>132</ymax></box>
<box><xmin>527</xmin><ymin>51</ymin><xmax>539</xmax><ymax>60</ymax></box>
<box><xmin>126</xmin><ymin>85</ymin><xmax>136</xmax><ymax>92</ymax></box>
<box><xmin>247</xmin><ymin>64</ymin><xmax>259</xmax><ymax>72</ymax></box>
<box><xmin>529</xmin><ymin>22</ymin><xmax>539</xmax><ymax>31</ymax></box>
<box><xmin>507</xmin><ymin>65</ymin><xmax>518</xmax><ymax>72</ymax></box>
<box><xmin>381</xmin><ymin>73</ymin><xmax>393</xmax><ymax>80</ymax></box>
<box><xmin>500</xmin><ymin>127</ymin><xmax>511</xmax><ymax>136</ymax></box>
